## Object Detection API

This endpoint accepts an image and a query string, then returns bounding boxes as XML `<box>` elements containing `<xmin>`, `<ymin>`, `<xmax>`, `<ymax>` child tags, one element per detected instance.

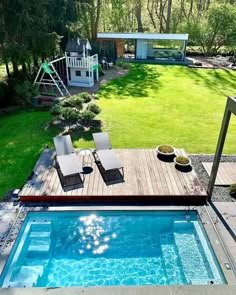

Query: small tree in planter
<box><xmin>174</xmin><ymin>155</ymin><xmax>191</xmax><ymax>167</ymax></box>
<box><xmin>156</xmin><ymin>144</ymin><xmax>175</xmax><ymax>156</ymax></box>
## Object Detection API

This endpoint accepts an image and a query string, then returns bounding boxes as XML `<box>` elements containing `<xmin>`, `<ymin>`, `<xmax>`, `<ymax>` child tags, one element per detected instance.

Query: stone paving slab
<box><xmin>0</xmin><ymin>202</ymin><xmax>19</xmax><ymax>253</ymax></box>
<box><xmin>1</xmin><ymin>285</ymin><xmax>236</xmax><ymax>295</ymax></box>
<box><xmin>213</xmin><ymin>202</ymin><xmax>236</xmax><ymax>235</ymax></box>
<box><xmin>209</xmin><ymin>203</ymin><xmax>236</xmax><ymax>269</ymax></box>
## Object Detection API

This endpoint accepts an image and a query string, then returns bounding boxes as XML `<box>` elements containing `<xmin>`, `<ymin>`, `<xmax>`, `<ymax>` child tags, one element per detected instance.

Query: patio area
<box><xmin>19</xmin><ymin>148</ymin><xmax>207</xmax><ymax>203</ymax></box>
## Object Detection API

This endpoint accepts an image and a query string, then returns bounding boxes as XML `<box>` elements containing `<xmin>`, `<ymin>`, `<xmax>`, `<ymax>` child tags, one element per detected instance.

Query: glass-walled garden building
<box><xmin>97</xmin><ymin>32</ymin><xmax>189</xmax><ymax>62</ymax></box>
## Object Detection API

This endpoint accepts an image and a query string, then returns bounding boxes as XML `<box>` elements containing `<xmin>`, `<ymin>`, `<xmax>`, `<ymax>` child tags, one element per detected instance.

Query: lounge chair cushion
<box><xmin>93</xmin><ymin>132</ymin><xmax>112</xmax><ymax>151</ymax></box>
<box><xmin>56</xmin><ymin>154</ymin><xmax>83</xmax><ymax>177</ymax></box>
<box><xmin>53</xmin><ymin>135</ymin><xmax>75</xmax><ymax>156</ymax></box>
<box><xmin>97</xmin><ymin>149</ymin><xmax>123</xmax><ymax>171</ymax></box>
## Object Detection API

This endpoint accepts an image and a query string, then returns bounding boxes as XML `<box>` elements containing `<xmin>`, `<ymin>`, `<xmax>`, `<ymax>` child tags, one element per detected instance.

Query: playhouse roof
<box><xmin>97</xmin><ymin>32</ymin><xmax>188</xmax><ymax>41</ymax></box>
<box><xmin>65</xmin><ymin>39</ymin><xmax>87</xmax><ymax>53</ymax></box>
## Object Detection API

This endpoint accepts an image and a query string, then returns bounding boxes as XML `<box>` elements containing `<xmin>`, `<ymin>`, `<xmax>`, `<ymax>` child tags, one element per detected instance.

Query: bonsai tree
<box><xmin>50</xmin><ymin>92</ymin><xmax>101</xmax><ymax>130</ymax></box>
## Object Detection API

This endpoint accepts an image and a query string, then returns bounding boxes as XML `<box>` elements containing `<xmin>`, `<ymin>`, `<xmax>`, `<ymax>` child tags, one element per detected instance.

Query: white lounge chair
<box><xmin>92</xmin><ymin>132</ymin><xmax>124</xmax><ymax>178</ymax></box>
<box><xmin>53</xmin><ymin>135</ymin><xmax>83</xmax><ymax>187</ymax></box>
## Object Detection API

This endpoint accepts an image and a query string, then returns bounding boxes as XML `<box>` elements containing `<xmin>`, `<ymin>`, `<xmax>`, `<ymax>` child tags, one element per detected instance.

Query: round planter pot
<box><xmin>156</xmin><ymin>145</ymin><xmax>176</xmax><ymax>157</ymax></box>
<box><xmin>174</xmin><ymin>157</ymin><xmax>191</xmax><ymax>167</ymax></box>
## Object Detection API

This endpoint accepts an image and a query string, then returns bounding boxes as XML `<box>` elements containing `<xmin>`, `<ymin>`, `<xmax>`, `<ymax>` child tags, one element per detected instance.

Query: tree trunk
<box><xmin>5</xmin><ymin>61</ymin><xmax>10</xmax><ymax>77</ymax></box>
<box><xmin>12</xmin><ymin>62</ymin><xmax>19</xmax><ymax>76</ymax></box>
<box><xmin>27</xmin><ymin>63</ymin><xmax>31</xmax><ymax>73</ymax></box>
<box><xmin>134</xmin><ymin>0</ymin><xmax>144</xmax><ymax>32</ymax></box>
<box><xmin>22</xmin><ymin>63</ymin><xmax>27</xmax><ymax>73</ymax></box>
<box><xmin>33</xmin><ymin>55</ymin><xmax>39</xmax><ymax>68</ymax></box>
<box><xmin>93</xmin><ymin>0</ymin><xmax>101</xmax><ymax>40</ymax></box>
<box><xmin>166</xmin><ymin>0</ymin><xmax>172</xmax><ymax>33</ymax></box>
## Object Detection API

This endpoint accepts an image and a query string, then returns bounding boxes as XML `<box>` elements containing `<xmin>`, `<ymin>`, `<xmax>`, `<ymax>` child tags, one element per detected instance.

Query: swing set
<box><xmin>33</xmin><ymin>57</ymin><xmax>70</xmax><ymax>97</ymax></box>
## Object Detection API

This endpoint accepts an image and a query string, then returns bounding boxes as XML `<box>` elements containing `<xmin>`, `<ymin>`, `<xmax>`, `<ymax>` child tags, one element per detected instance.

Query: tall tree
<box><xmin>77</xmin><ymin>0</ymin><xmax>102</xmax><ymax>39</ymax></box>
<box><xmin>185</xmin><ymin>4</ymin><xmax>236</xmax><ymax>55</ymax></box>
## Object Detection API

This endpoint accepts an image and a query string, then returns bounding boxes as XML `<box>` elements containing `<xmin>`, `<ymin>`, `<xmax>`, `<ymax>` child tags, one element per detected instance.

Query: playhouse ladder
<box><xmin>48</xmin><ymin>64</ymin><xmax>70</xmax><ymax>97</ymax></box>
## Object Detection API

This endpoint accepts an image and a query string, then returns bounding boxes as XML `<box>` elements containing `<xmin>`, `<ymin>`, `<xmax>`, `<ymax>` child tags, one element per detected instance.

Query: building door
<box><xmin>136</xmin><ymin>39</ymin><xmax>147</xmax><ymax>59</ymax></box>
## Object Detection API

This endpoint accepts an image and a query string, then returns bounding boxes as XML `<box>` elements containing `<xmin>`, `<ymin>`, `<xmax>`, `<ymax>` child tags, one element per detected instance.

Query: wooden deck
<box><xmin>19</xmin><ymin>148</ymin><xmax>207</xmax><ymax>203</ymax></box>
<box><xmin>203</xmin><ymin>162</ymin><xmax>236</xmax><ymax>186</ymax></box>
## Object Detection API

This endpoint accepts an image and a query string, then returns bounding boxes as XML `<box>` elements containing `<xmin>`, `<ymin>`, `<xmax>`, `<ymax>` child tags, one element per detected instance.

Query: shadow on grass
<box><xmin>99</xmin><ymin>63</ymin><xmax>163</xmax><ymax>99</ymax></box>
<box><xmin>70</xmin><ymin>123</ymin><xmax>102</xmax><ymax>143</ymax></box>
<box><xmin>184</xmin><ymin>67</ymin><xmax>236</xmax><ymax>96</ymax></box>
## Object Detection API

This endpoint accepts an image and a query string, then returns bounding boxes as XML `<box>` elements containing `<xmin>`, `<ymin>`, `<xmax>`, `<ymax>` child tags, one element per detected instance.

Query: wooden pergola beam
<box><xmin>207</xmin><ymin>96</ymin><xmax>236</xmax><ymax>198</ymax></box>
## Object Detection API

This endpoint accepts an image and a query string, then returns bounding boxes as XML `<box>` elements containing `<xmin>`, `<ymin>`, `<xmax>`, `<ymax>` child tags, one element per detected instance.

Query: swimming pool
<box><xmin>0</xmin><ymin>210</ymin><xmax>226</xmax><ymax>287</ymax></box>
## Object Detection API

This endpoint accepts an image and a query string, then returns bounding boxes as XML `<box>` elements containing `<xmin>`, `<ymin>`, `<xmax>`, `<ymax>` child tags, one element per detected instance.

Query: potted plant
<box><xmin>156</xmin><ymin>144</ymin><xmax>175</xmax><ymax>156</ymax></box>
<box><xmin>174</xmin><ymin>155</ymin><xmax>191</xmax><ymax>167</ymax></box>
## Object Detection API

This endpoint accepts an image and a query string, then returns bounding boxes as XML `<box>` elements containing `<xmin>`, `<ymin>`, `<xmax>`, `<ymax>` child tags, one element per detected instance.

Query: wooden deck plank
<box><xmin>157</xmin><ymin>155</ymin><xmax>172</xmax><ymax>195</ymax></box>
<box><xmin>139</xmin><ymin>149</ymin><xmax>154</xmax><ymax>195</ymax></box>
<box><xmin>112</xmin><ymin>149</ymin><xmax>125</xmax><ymax>196</ymax></box>
<box><xmin>150</xmin><ymin>149</ymin><xmax>168</xmax><ymax>195</ymax></box>
<box><xmin>144</xmin><ymin>149</ymin><xmax>158</xmax><ymax>194</ymax></box>
<box><xmin>30</xmin><ymin>149</ymin><xmax>55</xmax><ymax>196</ymax></box>
<box><xmin>203</xmin><ymin>162</ymin><xmax>236</xmax><ymax>186</ymax></box>
<box><xmin>21</xmin><ymin>149</ymin><xmax>49</xmax><ymax>196</ymax></box>
<box><xmin>179</xmin><ymin>149</ymin><xmax>205</xmax><ymax>195</ymax></box>
<box><xmin>20</xmin><ymin>148</ymin><xmax>207</xmax><ymax>202</ymax></box>
<box><xmin>177</xmin><ymin>149</ymin><xmax>197</xmax><ymax>195</ymax></box>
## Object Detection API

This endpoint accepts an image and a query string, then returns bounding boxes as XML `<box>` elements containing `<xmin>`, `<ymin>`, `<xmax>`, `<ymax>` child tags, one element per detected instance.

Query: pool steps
<box><xmin>6</xmin><ymin>222</ymin><xmax>53</xmax><ymax>287</ymax></box>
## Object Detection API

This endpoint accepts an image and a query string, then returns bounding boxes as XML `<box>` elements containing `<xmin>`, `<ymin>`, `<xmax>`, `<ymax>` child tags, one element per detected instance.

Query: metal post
<box><xmin>65</xmin><ymin>52</ymin><xmax>70</xmax><ymax>85</ymax></box>
<box><xmin>97</xmin><ymin>67</ymin><xmax>99</xmax><ymax>82</ymax></box>
<box><xmin>183</xmin><ymin>40</ymin><xmax>187</xmax><ymax>62</ymax></box>
<box><xmin>207</xmin><ymin>97</ymin><xmax>232</xmax><ymax>198</ymax></box>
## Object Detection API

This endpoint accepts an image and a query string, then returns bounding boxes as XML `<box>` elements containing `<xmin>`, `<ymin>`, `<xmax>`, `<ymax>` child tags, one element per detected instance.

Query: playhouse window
<box><xmin>86</xmin><ymin>71</ymin><xmax>89</xmax><ymax>77</ymax></box>
<box><xmin>75</xmin><ymin>70</ymin><xmax>81</xmax><ymax>76</ymax></box>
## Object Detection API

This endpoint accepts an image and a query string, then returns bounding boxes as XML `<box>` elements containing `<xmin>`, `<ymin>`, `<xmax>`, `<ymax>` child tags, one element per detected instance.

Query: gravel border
<box><xmin>190</xmin><ymin>154</ymin><xmax>236</xmax><ymax>202</ymax></box>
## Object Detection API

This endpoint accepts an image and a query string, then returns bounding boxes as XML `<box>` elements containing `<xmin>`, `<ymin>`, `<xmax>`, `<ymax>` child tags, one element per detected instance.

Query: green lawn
<box><xmin>77</xmin><ymin>64</ymin><xmax>236</xmax><ymax>153</ymax></box>
<box><xmin>0</xmin><ymin>108</ymin><xmax>57</xmax><ymax>197</ymax></box>
<box><xmin>1</xmin><ymin>64</ymin><xmax>236</xmax><ymax>198</ymax></box>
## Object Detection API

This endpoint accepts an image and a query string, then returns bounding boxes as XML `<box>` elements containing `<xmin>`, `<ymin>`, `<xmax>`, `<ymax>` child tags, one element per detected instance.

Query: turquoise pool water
<box><xmin>0</xmin><ymin>210</ymin><xmax>226</xmax><ymax>287</ymax></box>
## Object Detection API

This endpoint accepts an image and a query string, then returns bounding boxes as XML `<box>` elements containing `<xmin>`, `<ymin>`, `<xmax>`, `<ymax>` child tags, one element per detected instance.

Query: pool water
<box><xmin>0</xmin><ymin>211</ymin><xmax>226</xmax><ymax>287</ymax></box>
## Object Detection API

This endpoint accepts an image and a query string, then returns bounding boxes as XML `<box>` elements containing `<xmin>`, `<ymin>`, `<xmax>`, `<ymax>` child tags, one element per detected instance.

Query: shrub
<box><xmin>61</xmin><ymin>107</ymin><xmax>81</xmax><ymax>125</ymax></box>
<box><xmin>80</xmin><ymin>110</ymin><xmax>96</xmax><ymax>125</ymax></box>
<box><xmin>116</xmin><ymin>60</ymin><xmax>130</xmax><ymax>69</ymax></box>
<box><xmin>50</xmin><ymin>92</ymin><xmax>100</xmax><ymax>130</ymax></box>
<box><xmin>91</xmin><ymin>93</ymin><xmax>99</xmax><ymax>100</ymax></box>
<box><xmin>175</xmin><ymin>156</ymin><xmax>190</xmax><ymax>165</ymax></box>
<box><xmin>116</xmin><ymin>60</ymin><xmax>123</xmax><ymax>67</ymax></box>
<box><xmin>61</xmin><ymin>95</ymin><xmax>84</xmax><ymax>110</ymax></box>
<box><xmin>158</xmin><ymin>144</ymin><xmax>174</xmax><ymax>154</ymax></box>
<box><xmin>86</xmin><ymin>103</ymin><xmax>101</xmax><ymax>115</ymax></box>
<box><xmin>7</xmin><ymin>78</ymin><xmax>38</xmax><ymax>105</ymax></box>
<box><xmin>229</xmin><ymin>183</ymin><xmax>236</xmax><ymax>199</ymax></box>
<box><xmin>79</xmin><ymin>92</ymin><xmax>92</xmax><ymax>103</ymax></box>
<box><xmin>50</xmin><ymin>104</ymin><xmax>62</xmax><ymax>116</ymax></box>
<box><xmin>122</xmin><ymin>62</ymin><xmax>130</xmax><ymax>69</ymax></box>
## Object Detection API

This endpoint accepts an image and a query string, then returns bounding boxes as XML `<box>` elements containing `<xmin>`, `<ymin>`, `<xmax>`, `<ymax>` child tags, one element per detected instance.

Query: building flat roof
<box><xmin>97</xmin><ymin>32</ymin><xmax>188</xmax><ymax>41</ymax></box>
